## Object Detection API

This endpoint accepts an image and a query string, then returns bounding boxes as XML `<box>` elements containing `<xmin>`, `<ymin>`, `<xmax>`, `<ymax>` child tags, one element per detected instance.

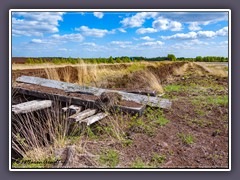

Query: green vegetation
<box><xmin>131</xmin><ymin>158</ymin><xmax>153</xmax><ymax>168</ymax></box>
<box><xmin>151</xmin><ymin>153</ymin><xmax>166</xmax><ymax>165</ymax></box>
<box><xmin>191</xmin><ymin>95</ymin><xmax>228</xmax><ymax>107</ymax></box>
<box><xmin>177</xmin><ymin>132</ymin><xmax>194</xmax><ymax>145</ymax></box>
<box><xmin>21</xmin><ymin>54</ymin><xmax>228</xmax><ymax>65</ymax></box>
<box><xmin>164</xmin><ymin>84</ymin><xmax>185</xmax><ymax>92</ymax></box>
<box><xmin>168</xmin><ymin>54</ymin><xmax>177</xmax><ymax>61</ymax></box>
<box><xmin>99</xmin><ymin>149</ymin><xmax>120</xmax><ymax>168</ymax></box>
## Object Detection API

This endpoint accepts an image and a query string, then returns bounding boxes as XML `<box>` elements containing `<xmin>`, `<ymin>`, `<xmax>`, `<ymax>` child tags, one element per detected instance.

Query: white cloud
<box><xmin>161</xmin><ymin>27</ymin><xmax>228</xmax><ymax>40</ymax></box>
<box><xmin>120</xmin><ymin>12</ymin><xmax>158</xmax><ymax>28</ymax></box>
<box><xmin>12</xmin><ymin>12</ymin><xmax>64</xmax><ymax>36</ymax></box>
<box><xmin>93</xmin><ymin>12</ymin><xmax>104</xmax><ymax>19</ymax></box>
<box><xmin>188</xmin><ymin>22</ymin><xmax>204</xmax><ymax>31</ymax></box>
<box><xmin>136</xmin><ymin>28</ymin><xmax>158</xmax><ymax>34</ymax></box>
<box><xmin>110</xmin><ymin>41</ymin><xmax>132</xmax><ymax>48</ymax></box>
<box><xmin>30</xmin><ymin>39</ymin><xmax>44</xmax><ymax>44</ymax></box>
<box><xmin>140</xmin><ymin>36</ymin><xmax>154</xmax><ymax>41</ymax></box>
<box><xmin>139</xmin><ymin>41</ymin><xmax>164</xmax><ymax>46</ymax></box>
<box><xmin>82</xmin><ymin>42</ymin><xmax>97</xmax><ymax>46</ymax></box>
<box><xmin>118</xmin><ymin>28</ymin><xmax>127</xmax><ymax>33</ymax></box>
<box><xmin>75</xmin><ymin>26</ymin><xmax>114</xmax><ymax>37</ymax></box>
<box><xmin>219</xmin><ymin>41</ymin><xmax>228</xmax><ymax>45</ymax></box>
<box><xmin>216</xmin><ymin>27</ymin><xmax>228</xmax><ymax>36</ymax></box>
<box><xmin>51</xmin><ymin>33</ymin><xmax>84</xmax><ymax>42</ymax></box>
<box><xmin>58</xmin><ymin>48</ymin><xmax>68</xmax><ymax>51</ymax></box>
<box><xmin>152</xmin><ymin>17</ymin><xmax>182</xmax><ymax>31</ymax></box>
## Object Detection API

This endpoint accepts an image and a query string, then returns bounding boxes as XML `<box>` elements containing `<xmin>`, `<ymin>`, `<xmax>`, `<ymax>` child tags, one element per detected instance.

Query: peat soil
<box><xmin>55</xmin><ymin>74</ymin><xmax>229</xmax><ymax>169</ymax></box>
<box><xmin>11</xmin><ymin>63</ymin><xmax>229</xmax><ymax>169</ymax></box>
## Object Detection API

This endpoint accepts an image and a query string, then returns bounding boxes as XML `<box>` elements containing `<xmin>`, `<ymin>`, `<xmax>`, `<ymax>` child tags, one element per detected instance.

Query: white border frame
<box><xmin>9</xmin><ymin>9</ymin><xmax>231</xmax><ymax>171</ymax></box>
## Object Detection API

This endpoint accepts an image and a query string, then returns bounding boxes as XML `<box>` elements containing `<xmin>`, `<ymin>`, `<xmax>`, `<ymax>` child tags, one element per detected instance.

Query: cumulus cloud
<box><xmin>140</xmin><ymin>36</ymin><xmax>154</xmax><ymax>41</ymax></box>
<box><xmin>75</xmin><ymin>26</ymin><xmax>114</xmax><ymax>37</ymax></box>
<box><xmin>136</xmin><ymin>28</ymin><xmax>158</xmax><ymax>34</ymax></box>
<box><xmin>139</xmin><ymin>41</ymin><xmax>164</xmax><ymax>46</ymax></box>
<box><xmin>51</xmin><ymin>33</ymin><xmax>84</xmax><ymax>42</ymax></box>
<box><xmin>82</xmin><ymin>42</ymin><xmax>97</xmax><ymax>46</ymax></box>
<box><xmin>120</xmin><ymin>12</ymin><xmax>158</xmax><ymax>28</ymax></box>
<box><xmin>136</xmin><ymin>17</ymin><xmax>182</xmax><ymax>34</ymax></box>
<box><xmin>93</xmin><ymin>12</ymin><xmax>104</xmax><ymax>19</ymax></box>
<box><xmin>161</xmin><ymin>26</ymin><xmax>228</xmax><ymax>40</ymax></box>
<box><xmin>188</xmin><ymin>22</ymin><xmax>202</xmax><ymax>31</ymax></box>
<box><xmin>110</xmin><ymin>41</ymin><xmax>132</xmax><ymax>48</ymax></box>
<box><xmin>30</xmin><ymin>39</ymin><xmax>44</xmax><ymax>44</ymax></box>
<box><xmin>118</xmin><ymin>28</ymin><xmax>127</xmax><ymax>33</ymax></box>
<box><xmin>152</xmin><ymin>17</ymin><xmax>182</xmax><ymax>31</ymax></box>
<box><xmin>12</xmin><ymin>12</ymin><xmax>64</xmax><ymax>36</ymax></box>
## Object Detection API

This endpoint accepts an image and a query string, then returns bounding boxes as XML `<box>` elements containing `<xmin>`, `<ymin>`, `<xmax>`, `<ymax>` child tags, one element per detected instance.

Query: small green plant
<box><xmin>99</xmin><ymin>149</ymin><xmax>119</xmax><ymax>168</ymax></box>
<box><xmin>131</xmin><ymin>158</ymin><xmax>153</xmax><ymax>168</ymax></box>
<box><xmin>177</xmin><ymin>132</ymin><xmax>194</xmax><ymax>145</ymax></box>
<box><xmin>164</xmin><ymin>84</ymin><xmax>184</xmax><ymax>92</ymax></box>
<box><xmin>151</xmin><ymin>153</ymin><xmax>166</xmax><ymax>165</ymax></box>
<box><xmin>156</xmin><ymin>116</ymin><xmax>170</xmax><ymax>126</ymax></box>
<box><xmin>122</xmin><ymin>139</ymin><xmax>133</xmax><ymax>147</ymax></box>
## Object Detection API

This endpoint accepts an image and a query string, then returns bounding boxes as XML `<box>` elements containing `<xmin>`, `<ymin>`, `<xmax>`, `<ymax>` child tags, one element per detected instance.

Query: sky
<box><xmin>11</xmin><ymin>11</ymin><xmax>229</xmax><ymax>58</ymax></box>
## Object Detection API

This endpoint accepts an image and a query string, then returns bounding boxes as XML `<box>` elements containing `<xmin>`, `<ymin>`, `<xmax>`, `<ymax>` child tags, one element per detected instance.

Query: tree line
<box><xmin>24</xmin><ymin>54</ymin><xmax>228</xmax><ymax>64</ymax></box>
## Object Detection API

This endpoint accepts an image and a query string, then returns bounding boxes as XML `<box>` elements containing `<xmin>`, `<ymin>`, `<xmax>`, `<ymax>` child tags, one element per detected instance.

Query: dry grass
<box><xmin>141</xmin><ymin>70</ymin><xmax>164</xmax><ymax>94</ymax></box>
<box><xmin>61</xmin><ymin>66</ymin><xmax>72</xmax><ymax>82</ymax></box>
<box><xmin>45</xmin><ymin>68</ymin><xmax>60</xmax><ymax>81</ymax></box>
<box><xmin>12</xmin><ymin>98</ymin><xmax>71</xmax><ymax>162</ymax></box>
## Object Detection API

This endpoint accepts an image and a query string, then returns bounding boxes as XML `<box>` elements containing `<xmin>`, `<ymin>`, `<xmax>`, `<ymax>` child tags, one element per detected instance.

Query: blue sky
<box><xmin>11</xmin><ymin>11</ymin><xmax>229</xmax><ymax>58</ymax></box>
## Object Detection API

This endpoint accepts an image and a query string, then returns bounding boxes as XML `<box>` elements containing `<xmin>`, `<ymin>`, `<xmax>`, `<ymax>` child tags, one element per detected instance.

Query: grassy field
<box><xmin>11</xmin><ymin>61</ymin><xmax>229</xmax><ymax>168</ymax></box>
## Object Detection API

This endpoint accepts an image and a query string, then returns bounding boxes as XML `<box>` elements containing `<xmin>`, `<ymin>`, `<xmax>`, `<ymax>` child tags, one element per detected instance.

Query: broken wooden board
<box><xmin>16</xmin><ymin>76</ymin><xmax>172</xmax><ymax>109</ymax></box>
<box><xmin>68</xmin><ymin>109</ymin><xmax>97</xmax><ymax>122</ymax></box>
<box><xmin>12</xmin><ymin>100</ymin><xmax>52</xmax><ymax>114</ymax></box>
<box><xmin>80</xmin><ymin>112</ymin><xmax>108</xmax><ymax>126</ymax></box>
<box><xmin>13</xmin><ymin>86</ymin><xmax>145</xmax><ymax>116</ymax></box>
<box><xmin>14</xmin><ymin>86</ymin><xmax>97</xmax><ymax>109</ymax></box>
<box><xmin>62</xmin><ymin>105</ymin><xmax>82</xmax><ymax>116</ymax></box>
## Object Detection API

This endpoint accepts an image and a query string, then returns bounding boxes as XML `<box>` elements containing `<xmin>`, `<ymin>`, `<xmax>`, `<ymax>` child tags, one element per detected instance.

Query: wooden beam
<box><xmin>12</xmin><ymin>100</ymin><xmax>52</xmax><ymax>114</ymax></box>
<box><xmin>80</xmin><ymin>112</ymin><xmax>108</xmax><ymax>126</ymax></box>
<box><xmin>16</xmin><ymin>76</ymin><xmax>172</xmax><ymax>109</ymax></box>
<box><xmin>68</xmin><ymin>109</ymin><xmax>97</xmax><ymax>122</ymax></box>
<box><xmin>62</xmin><ymin>105</ymin><xmax>82</xmax><ymax>116</ymax></box>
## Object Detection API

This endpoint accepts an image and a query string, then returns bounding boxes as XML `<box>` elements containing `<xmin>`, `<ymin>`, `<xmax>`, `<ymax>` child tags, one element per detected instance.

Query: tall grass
<box><xmin>45</xmin><ymin>68</ymin><xmax>60</xmax><ymax>81</ymax></box>
<box><xmin>12</xmin><ymin>98</ymin><xmax>71</xmax><ymax>164</ymax></box>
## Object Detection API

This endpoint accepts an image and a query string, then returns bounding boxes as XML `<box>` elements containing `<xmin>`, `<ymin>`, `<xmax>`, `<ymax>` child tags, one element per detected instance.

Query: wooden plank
<box><xmin>125</xmin><ymin>90</ymin><xmax>157</xmax><ymax>97</ymax></box>
<box><xmin>62</xmin><ymin>105</ymin><xmax>82</xmax><ymax>116</ymax></box>
<box><xmin>16</xmin><ymin>76</ymin><xmax>172</xmax><ymax>109</ymax></box>
<box><xmin>68</xmin><ymin>109</ymin><xmax>97</xmax><ymax>122</ymax></box>
<box><xmin>80</xmin><ymin>112</ymin><xmax>108</xmax><ymax>126</ymax></box>
<box><xmin>12</xmin><ymin>100</ymin><xmax>52</xmax><ymax>114</ymax></box>
<box><xmin>14</xmin><ymin>87</ymin><xmax>97</xmax><ymax>109</ymax></box>
<box><xmin>113</xmin><ymin>104</ymin><xmax>146</xmax><ymax>116</ymax></box>
<box><xmin>13</xmin><ymin>87</ymin><xmax>146</xmax><ymax>116</ymax></box>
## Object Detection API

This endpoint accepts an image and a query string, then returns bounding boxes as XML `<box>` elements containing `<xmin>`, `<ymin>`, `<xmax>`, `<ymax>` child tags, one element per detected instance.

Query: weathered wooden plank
<box><xmin>13</xmin><ymin>87</ymin><xmax>147</xmax><ymax>116</ymax></box>
<box><xmin>14</xmin><ymin>87</ymin><xmax>97</xmax><ymax>109</ymax></box>
<box><xmin>62</xmin><ymin>105</ymin><xmax>82</xmax><ymax>116</ymax></box>
<box><xmin>16</xmin><ymin>76</ymin><xmax>172</xmax><ymax>108</ymax></box>
<box><xmin>125</xmin><ymin>90</ymin><xmax>157</xmax><ymax>97</ymax></box>
<box><xmin>80</xmin><ymin>112</ymin><xmax>108</xmax><ymax>126</ymax></box>
<box><xmin>12</xmin><ymin>100</ymin><xmax>52</xmax><ymax>114</ymax></box>
<box><xmin>112</xmin><ymin>104</ymin><xmax>146</xmax><ymax>116</ymax></box>
<box><xmin>68</xmin><ymin>109</ymin><xmax>97</xmax><ymax>122</ymax></box>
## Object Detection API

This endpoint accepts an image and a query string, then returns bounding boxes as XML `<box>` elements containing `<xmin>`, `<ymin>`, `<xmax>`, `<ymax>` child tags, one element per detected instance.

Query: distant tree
<box><xmin>196</xmin><ymin>56</ymin><xmax>203</xmax><ymax>62</ymax></box>
<box><xmin>108</xmin><ymin>56</ymin><xmax>114</xmax><ymax>64</ymax></box>
<box><xmin>167</xmin><ymin>54</ymin><xmax>176</xmax><ymax>61</ymax></box>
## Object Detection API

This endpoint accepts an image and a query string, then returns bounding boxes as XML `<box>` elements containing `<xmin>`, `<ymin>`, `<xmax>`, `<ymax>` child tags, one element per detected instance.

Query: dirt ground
<box><xmin>11</xmin><ymin>62</ymin><xmax>229</xmax><ymax>169</ymax></box>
